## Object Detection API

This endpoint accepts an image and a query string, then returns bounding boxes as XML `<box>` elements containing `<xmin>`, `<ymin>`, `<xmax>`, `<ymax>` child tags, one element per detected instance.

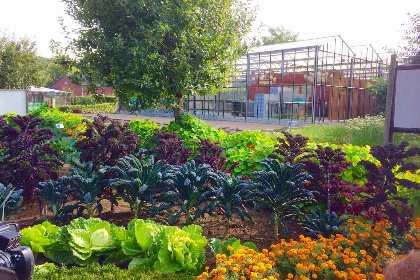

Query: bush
<box><xmin>59</xmin><ymin>103</ymin><xmax>117</xmax><ymax>114</ymax></box>
<box><xmin>128</xmin><ymin>119</ymin><xmax>160</xmax><ymax>143</ymax></box>
<box><xmin>221</xmin><ymin>131</ymin><xmax>276</xmax><ymax>176</ymax></box>
<box><xmin>72</xmin><ymin>95</ymin><xmax>117</xmax><ymax>105</ymax></box>
<box><xmin>32</xmin><ymin>263</ymin><xmax>196</xmax><ymax>280</ymax></box>
<box><xmin>164</xmin><ymin>114</ymin><xmax>228</xmax><ymax>149</ymax></box>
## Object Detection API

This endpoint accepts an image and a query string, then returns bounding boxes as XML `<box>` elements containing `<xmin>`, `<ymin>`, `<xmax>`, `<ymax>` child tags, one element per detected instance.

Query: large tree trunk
<box><xmin>173</xmin><ymin>91</ymin><xmax>184</xmax><ymax>121</ymax></box>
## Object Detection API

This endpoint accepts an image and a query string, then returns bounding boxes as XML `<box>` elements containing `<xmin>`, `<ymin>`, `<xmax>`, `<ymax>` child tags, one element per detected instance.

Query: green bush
<box><xmin>164</xmin><ymin>114</ymin><xmax>228</xmax><ymax>149</ymax></box>
<box><xmin>59</xmin><ymin>103</ymin><xmax>118</xmax><ymax>114</ymax></box>
<box><xmin>73</xmin><ymin>95</ymin><xmax>117</xmax><ymax>105</ymax></box>
<box><xmin>129</xmin><ymin>119</ymin><xmax>160</xmax><ymax>143</ymax></box>
<box><xmin>221</xmin><ymin>130</ymin><xmax>276</xmax><ymax>176</ymax></box>
<box><xmin>32</xmin><ymin>263</ymin><xmax>196</xmax><ymax>280</ymax></box>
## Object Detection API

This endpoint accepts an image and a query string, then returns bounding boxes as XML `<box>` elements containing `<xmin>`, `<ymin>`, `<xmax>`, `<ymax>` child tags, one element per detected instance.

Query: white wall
<box><xmin>394</xmin><ymin>69</ymin><xmax>420</xmax><ymax>129</ymax></box>
<box><xmin>0</xmin><ymin>90</ymin><xmax>28</xmax><ymax>115</ymax></box>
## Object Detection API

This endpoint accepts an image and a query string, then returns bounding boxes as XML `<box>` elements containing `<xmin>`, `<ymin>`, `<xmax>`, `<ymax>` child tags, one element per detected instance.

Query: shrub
<box><xmin>129</xmin><ymin>119</ymin><xmax>160</xmax><ymax>143</ymax></box>
<box><xmin>59</xmin><ymin>103</ymin><xmax>118</xmax><ymax>114</ymax></box>
<box><xmin>35</xmin><ymin>108</ymin><xmax>87</xmax><ymax>137</ymax></box>
<box><xmin>72</xmin><ymin>95</ymin><xmax>117</xmax><ymax>105</ymax></box>
<box><xmin>75</xmin><ymin>115</ymin><xmax>139</xmax><ymax>169</ymax></box>
<box><xmin>0</xmin><ymin>114</ymin><xmax>62</xmax><ymax>198</ymax></box>
<box><xmin>164</xmin><ymin>114</ymin><xmax>227</xmax><ymax>148</ymax></box>
<box><xmin>32</xmin><ymin>263</ymin><xmax>196</xmax><ymax>280</ymax></box>
<box><xmin>221</xmin><ymin>131</ymin><xmax>276</xmax><ymax>176</ymax></box>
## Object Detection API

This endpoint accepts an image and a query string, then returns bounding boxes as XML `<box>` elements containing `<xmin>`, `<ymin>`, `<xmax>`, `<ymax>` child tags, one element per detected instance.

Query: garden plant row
<box><xmin>1</xmin><ymin>105</ymin><xmax>420</xmax><ymax>280</ymax></box>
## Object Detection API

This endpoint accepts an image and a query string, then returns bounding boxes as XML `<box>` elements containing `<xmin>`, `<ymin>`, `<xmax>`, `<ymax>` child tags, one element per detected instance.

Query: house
<box><xmin>50</xmin><ymin>76</ymin><xmax>115</xmax><ymax>96</ymax></box>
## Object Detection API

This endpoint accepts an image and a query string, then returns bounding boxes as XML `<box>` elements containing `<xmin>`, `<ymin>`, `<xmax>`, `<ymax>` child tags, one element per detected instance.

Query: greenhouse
<box><xmin>183</xmin><ymin>35</ymin><xmax>386</xmax><ymax>124</ymax></box>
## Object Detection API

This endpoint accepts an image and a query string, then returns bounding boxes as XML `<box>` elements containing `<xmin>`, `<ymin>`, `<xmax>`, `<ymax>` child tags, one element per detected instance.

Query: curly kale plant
<box><xmin>145</xmin><ymin>130</ymin><xmax>194</xmax><ymax>165</ymax></box>
<box><xmin>60</xmin><ymin>162</ymin><xmax>116</xmax><ymax>217</ymax></box>
<box><xmin>75</xmin><ymin>115</ymin><xmax>139</xmax><ymax>169</ymax></box>
<box><xmin>0</xmin><ymin>114</ymin><xmax>62</xmax><ymax>198</ymax></box>
<box><xmin>249</xmin><ymin>159</ymin><xmax>315</xmax><ymax>241</ymax></box>
<box><xmin>299</xmin><ymin>206</ymin><xmax>348</xmax><ymax>238</ymax></box>
<box><xmin>37</xmin><ymin>179</ymin><xmax>78</xmax><ymax>224</ymax></box>
<box><xmin>111</xmin><ymin>155</ymin><xmax>174</xmax><ymax>218</ymax></box>
<box><xmin>356</xmin><ymin>142</ymin><xmax>420</xmax><ymax>233</ymax></box>
<box><xmin>201</xmin><ymin>172</ymin><xmax>253</xmax><ymax>238</ymax></box>
<box><xmin>0</xmin><ymin>183</ymin><xmax>23</xmax><ymax>220</ymax></box>
<box><xmin>152</xmin><ymin>161</ymin><xmax>217</xmax><ymax>225</ymax></box>
<box><xmin>304</xmin><ymin>145</ymin><xmax>357</xmax><ymax>214</ymax></box>
<box><xmin>193</xmin><ymin>136</ymin><xmax>239</xmax><ymax>173</ymax></box>
<box><xmin>269</xmin><ymin>131</ymin><xmax>316</xmax><ymax>164</ymax></box>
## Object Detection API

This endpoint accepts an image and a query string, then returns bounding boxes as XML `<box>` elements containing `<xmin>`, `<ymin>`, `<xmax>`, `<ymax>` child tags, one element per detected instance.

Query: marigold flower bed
<box><xmin>199</xmin><ymin>219</ymin><xmax>420</xmax><ymax>280</ymax></box>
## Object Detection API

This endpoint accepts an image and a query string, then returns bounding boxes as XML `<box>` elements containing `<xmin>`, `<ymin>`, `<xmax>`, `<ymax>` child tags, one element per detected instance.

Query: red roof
<box><xmin>50</xmin><ymin>77</ymin><xmax>115</xmax><ymax>96</ymax></box>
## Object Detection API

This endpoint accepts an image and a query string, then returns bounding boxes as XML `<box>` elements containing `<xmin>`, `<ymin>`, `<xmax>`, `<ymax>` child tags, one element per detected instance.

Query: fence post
<box><xmin>383</xmin><ymin>54</ymin><xmax>397</xmax><ymax>145</ymax></box>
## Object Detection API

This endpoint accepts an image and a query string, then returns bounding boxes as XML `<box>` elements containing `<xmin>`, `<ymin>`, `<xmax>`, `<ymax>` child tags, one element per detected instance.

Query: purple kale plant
<box><xmin>145</xmin><ymin>130</ymin><xmax>193</xmax><ymax>165</ymax></box>
<box><xmin>75</xmin><ymin>115</ymin><xmax>139</xmax><ymax>169</ymax></box>
<box><xmin>0</xmin><ymin>114</ymin><xmax>62</xmax><ymax>198</ymax></box>
<box><xmin>193</xmin><ymin>136</ymin><xmax>239</xmax><ymax>173</ymax></box>
<box><xmin>303</xmin><ymin>145</ymin><xmax>357</xmax><ymax>215</ymax></box>
<box><xmin>355</xmin><ymin>142</ymin><xmax>420</xmax><ymax>233</ymax></box>
<box><xmin>269</xmin><ymin>131</ymin><xmax>316</xmax><ymax>164</ymax></box>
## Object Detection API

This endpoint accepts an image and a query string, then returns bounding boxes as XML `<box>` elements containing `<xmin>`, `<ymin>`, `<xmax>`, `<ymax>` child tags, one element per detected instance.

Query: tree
<box><xmin>0</xmin><ymin>33</ymin><xmax>50</xmax><ymax>88</ymax></box>
<box><xmin>256</xmin><ymin>25</ymin><xmax>299</xmax><ymax>46</ymax></box>
<box><xmin>366</xmin><ymin>77</ymin><xmax>387</xmax><ymax>114</ymax></box>
<box><xmin>388</xmin><ymin>13</ymin><xmax>420</xmax><ymax>64</ymax></box>
<box><xmin>59</xmin><ymin>0</ymin><xmax>255</xmax><ymax>120</ymax></box>
<box><xmin>37</xmin><ymin>57</ymin><xmax>67</xmax><ymax>87</ymax></box>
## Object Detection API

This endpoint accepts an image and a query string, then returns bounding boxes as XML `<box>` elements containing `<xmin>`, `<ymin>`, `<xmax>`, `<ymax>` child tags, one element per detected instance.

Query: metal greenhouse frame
<box><xmin>181</xmin><ymin>35</ymin><xmax>386</xmax><ymax>124</ymax></box>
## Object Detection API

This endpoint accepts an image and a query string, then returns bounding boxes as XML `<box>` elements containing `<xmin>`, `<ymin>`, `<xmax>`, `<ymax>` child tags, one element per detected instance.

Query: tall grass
<box><xmin>268</xmin><ymin>115</ymin><xmax>420</xmax><ymax>148</ymax></box>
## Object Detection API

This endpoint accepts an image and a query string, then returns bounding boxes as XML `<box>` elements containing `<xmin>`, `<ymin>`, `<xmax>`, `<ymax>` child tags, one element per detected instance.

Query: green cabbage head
<box><xmin>57</xmin><ymin>217</ymin><xmax>125</xmax><ymax>264</ymax></box>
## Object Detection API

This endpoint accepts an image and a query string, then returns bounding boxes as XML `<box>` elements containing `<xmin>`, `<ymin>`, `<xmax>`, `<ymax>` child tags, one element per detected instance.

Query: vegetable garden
<box><xmin>0</xmin><ymin>104</ymin><xmax>419</xmax><ymax>280</ymax></box>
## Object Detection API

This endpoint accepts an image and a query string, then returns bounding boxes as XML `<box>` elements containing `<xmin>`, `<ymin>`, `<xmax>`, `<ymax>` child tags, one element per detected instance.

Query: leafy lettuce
<box><xmin>122</xmin><ymin>220</ymin><xmax>207</xmax><ymax>274</ymax></box>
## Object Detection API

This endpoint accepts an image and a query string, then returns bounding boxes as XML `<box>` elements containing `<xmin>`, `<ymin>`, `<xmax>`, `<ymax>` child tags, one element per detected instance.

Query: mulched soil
<box><xmin>10</xmin><ymin>165</ymin><xmax>304</xmax><ymax>267</ymax></box>
<box><xmin>11</xmin><ymin>197</ymin><xmax>303</xmax><ymax>268</ymax></box>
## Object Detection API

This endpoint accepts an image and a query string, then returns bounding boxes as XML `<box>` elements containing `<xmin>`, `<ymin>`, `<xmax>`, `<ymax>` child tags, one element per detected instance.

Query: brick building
<box><xmin>50</xmin><ymin>76</ymin><xmax>114</xmax><ymax>96</ymax></box>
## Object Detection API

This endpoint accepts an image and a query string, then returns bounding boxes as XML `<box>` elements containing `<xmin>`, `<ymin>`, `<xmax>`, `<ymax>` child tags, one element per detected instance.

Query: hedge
<box><xmin>59</xmin><ymin>103</ymin><xmax>118</xmax><ymax>114</ymax></box>
<box><xmin>72</xmin><ymin>95</ymin><xmax>117</xmax><ymax>105</ymax></box>
<box><xmin>32</xmin><ymin>264</ymin><xmax>197</xmax><ymax>280</ymax></box>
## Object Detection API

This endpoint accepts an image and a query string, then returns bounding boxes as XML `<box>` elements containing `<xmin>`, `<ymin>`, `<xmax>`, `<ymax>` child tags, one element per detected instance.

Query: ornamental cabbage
<box><xmin>122</xmin><ymin>219</ymin><xmax>207</xmax><ymax>274</ymax></box>
<box><xmin>56</xmin><ymin>217</ymin><xmax>125</xmax><ymax>265</ymax></box>
<box><xmin>20</xmin><ymin>221</ymin><xmax>59</xmax><ymax>253</ymax></box>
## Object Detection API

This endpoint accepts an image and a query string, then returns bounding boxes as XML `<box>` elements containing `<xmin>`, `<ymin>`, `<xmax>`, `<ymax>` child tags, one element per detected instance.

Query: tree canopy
<box><xmin>60</xmin><ymin>0</ymin><xmax>255</xmax><ymax>119</ymax></box>
<box><xmin>256</xmin><ymin>25</ymin><xmax>299</xmax><ymax>46</ymax></box>
<box><xmin>0</xmin><ymin>33</ymin><xmax>66</xmax><ymax>89</ymax></box>
<box><xmin>389</xmin><ymin>12</ymin><xmax>420</xmax><ymax>64</ymax></box>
